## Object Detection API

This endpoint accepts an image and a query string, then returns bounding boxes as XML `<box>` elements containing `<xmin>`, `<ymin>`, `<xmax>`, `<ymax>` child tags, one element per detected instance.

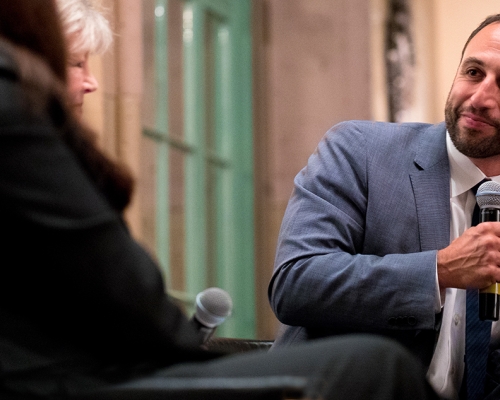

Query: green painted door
<box><xmin>141</xmin><ymin>0</ymin><xmax>255</xmax><ymax>338</ymax></box>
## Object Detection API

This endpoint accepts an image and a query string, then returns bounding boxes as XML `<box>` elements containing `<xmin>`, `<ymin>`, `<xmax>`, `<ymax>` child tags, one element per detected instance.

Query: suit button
<box><xmin>408</xmin><ymin>316</ymin><xmax>417</xmax><ymax>326</ymax></box>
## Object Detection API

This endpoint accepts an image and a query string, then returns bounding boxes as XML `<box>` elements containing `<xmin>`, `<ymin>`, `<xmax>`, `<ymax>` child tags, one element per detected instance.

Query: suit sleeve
<box><xmin>269</xmin><ymin>121</ymin><xmax>440</xmax><ymax>334</ymax></box>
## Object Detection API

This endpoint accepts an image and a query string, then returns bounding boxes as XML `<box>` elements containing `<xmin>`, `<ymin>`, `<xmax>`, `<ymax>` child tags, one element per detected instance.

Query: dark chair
<box><xmin>72</xmin><ymin>376</ymin><xmax>306</xmax><ymax>400</ymax></box>
<box><xmin>72</xmin><ymin>338</ymin><xmax>308</xmax><ymax>400</ymax></box>
<box><xmin>205</xmin><ymin>337</ymin><xmax>274</xmax><ymax>354</ymax></box>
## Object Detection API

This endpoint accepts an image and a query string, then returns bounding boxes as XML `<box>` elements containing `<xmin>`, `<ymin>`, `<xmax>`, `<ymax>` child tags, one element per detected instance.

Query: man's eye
<box><xmin>467</xmin><ymin>68</ymin><xmax>479</xmax><ymax>77</ymax></box>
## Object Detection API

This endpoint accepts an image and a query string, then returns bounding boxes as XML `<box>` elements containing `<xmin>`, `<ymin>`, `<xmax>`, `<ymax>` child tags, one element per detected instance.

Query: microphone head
<box><xmin>195</xmin><ymin>287</ymin><xmax>233</xmax><ymax>328</ymax></box>
<box><xmin>476</xmin><ymin>180</ymin><xmax>500</xmax><ymax>209</ymax></box>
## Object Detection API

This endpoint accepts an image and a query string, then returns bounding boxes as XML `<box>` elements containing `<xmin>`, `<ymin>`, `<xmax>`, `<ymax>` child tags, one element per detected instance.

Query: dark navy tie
<box><xmin>464</xmin><ymin>180</ymin><xmax>491</xmax><ymax>400</ymax></box>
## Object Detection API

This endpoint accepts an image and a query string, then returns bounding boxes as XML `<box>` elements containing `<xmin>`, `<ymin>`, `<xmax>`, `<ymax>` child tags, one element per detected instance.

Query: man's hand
<box><xmin>438</xmin><ymin>222</ymin><xmax>500</xmax><ymax>289</ymax></box>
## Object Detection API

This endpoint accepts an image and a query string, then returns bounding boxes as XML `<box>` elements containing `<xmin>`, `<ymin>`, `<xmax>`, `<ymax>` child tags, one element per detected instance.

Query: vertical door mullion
<box><xmin>154</xmin><ymin>0</ymin><xmax>171</xmax><ymax>285</ymax></box>
<box><xmin>184</xmin><ymin>2</ymin><xmax>207</xmax><ymax>298</ymax></box>
<box><xmin>214</xmin><ymin>23</ymin><xmax>235</xmax><ymax>337</ymax></box>
<box><xmin>229</xmin><ymin>1</ymin><xmax>255</xmax><ymax>337</ymax></box>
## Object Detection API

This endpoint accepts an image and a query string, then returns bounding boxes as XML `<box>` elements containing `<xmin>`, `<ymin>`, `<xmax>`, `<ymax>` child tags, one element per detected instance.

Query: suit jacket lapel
<box><xmin>410</xmin><ymin>123</ymin><xmax>451</xmax><ymax>251</ymax></box>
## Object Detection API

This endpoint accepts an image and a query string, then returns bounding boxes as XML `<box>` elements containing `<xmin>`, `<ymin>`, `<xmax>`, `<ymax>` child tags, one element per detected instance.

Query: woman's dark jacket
<box><xmin>0</xmin><ymin>41</ymin><xmax>215</xmax><ymax>398</ymax></box>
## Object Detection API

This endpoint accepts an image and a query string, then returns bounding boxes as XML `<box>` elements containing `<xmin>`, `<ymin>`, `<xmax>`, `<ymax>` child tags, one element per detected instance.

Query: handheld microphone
<box><xmin>476</xmin><ymin>180</ymin><xmax>500</xmax><ymax>321</ymax></box>
<box><xmin>190</xmin><ymin>287</ymin><xmax>233</xmax><ymax>343</ymax></box>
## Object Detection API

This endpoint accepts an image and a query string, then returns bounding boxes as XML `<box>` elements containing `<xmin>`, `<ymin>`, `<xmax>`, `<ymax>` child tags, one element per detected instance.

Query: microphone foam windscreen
<box><xmin>476</xmin><ymin>180</ymin><xmax>500</xmax><ymax>209</ymax></box>
<box><xmin>195</xmin><ymin>287</ymin><xmax>233</xmax><ymax>327</ymax></box>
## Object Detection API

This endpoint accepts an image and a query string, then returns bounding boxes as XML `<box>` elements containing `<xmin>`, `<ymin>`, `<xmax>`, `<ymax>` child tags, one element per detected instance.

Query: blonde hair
<box><xmin>55</xmin><ymin>0</ymin><xmax>112</xmax><ymax>54</ymax></box>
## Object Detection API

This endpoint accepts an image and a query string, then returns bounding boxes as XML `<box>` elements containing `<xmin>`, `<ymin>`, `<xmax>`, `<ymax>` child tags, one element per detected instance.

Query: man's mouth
<box><xmin>460</xmin><ymin>112</ymin><xmax>494</xmax><ymax>129</ymax></box>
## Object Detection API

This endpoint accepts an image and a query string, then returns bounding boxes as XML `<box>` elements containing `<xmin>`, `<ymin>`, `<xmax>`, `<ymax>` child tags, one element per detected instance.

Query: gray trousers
<box><xmin>109</xmin><ymin>334</ymin><xmax>440</xmax><ymax>400</ymax></box>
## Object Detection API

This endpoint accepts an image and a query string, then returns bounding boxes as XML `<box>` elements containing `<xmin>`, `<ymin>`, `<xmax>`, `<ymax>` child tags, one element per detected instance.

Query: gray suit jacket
<box><xmin>269</xmin><ymin>120</ymin><xmax>450</xmax><ymax>365</ymax></box>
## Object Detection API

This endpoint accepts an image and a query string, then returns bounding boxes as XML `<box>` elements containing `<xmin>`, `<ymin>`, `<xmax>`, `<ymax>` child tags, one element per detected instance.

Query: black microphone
<box><xmin>190</xmin><ymin>287</ymin><xmax>233</xmax><ymax>343</ymax></box>
<box><xmin>476</xmin><ymin>180</ymin><xmax>500</xmax><ymax>321</ymax></box>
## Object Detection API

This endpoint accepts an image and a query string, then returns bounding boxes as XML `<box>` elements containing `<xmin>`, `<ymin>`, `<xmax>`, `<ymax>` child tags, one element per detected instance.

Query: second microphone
<box><xmin>476</xmin><ymin>180</ymin><xmax>500</xmax><ymax>321</ymax></box>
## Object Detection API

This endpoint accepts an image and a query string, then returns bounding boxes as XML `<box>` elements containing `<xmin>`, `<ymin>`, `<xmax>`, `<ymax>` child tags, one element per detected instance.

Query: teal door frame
<box><xmin>144</xmin><ymin>0</ymin><xmax>255</xmax><ymax>338</ymax></box>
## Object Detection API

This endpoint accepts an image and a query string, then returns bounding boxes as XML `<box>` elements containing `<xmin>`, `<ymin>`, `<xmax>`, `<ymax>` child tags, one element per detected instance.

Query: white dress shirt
<box><xmin>427</xmin><ymin>131</ymin><xmax>500</xmax><ymax>399</ymax></box>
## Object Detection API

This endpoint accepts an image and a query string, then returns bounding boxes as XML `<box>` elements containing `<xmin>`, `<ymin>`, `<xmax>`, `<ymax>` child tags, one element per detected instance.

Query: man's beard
<box><xmin>445</xmin><ymin>99</ymin><xmax>500</xmax><ymax>158</ymax></box>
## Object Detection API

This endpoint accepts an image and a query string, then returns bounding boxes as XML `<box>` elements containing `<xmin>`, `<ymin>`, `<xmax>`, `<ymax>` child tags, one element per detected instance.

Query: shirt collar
<box><xmin>447</xmin><ymin>130</ymin><xmax>487</xmax><ymax>197</ymax></box>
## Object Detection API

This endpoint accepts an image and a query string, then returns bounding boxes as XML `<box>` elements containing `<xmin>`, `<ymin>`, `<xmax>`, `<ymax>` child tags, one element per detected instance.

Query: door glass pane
<box><xmin>141</xmin><ymin>0</ymin><xmax>187</xmax><ymax>292</ymax></box>
<box><xmin>204</xmin><ymin>13</ymin><xmax>217</xmax><ymax>154</ymax></box>
<box><xmin>142</xmin><ymin>0</ymin><xmax>159</xmax><ymax>131</ymax></box>
<box><xmin>169</xmin><ymin>146</ymin><xmax>186</xmax><ymax>291</ymax></box>
<box><xmin>205</xmin><ymin>13</ymin><xmax>217</xmax><ymax>286</ymax></box>
<box><xmin>139</xmin><ymin>134</ymin><xmax>158</xmax><ymax>257</ymax></box>
<box><xmin>169</xmin><ymin>0</ymin><xmax>185</xmax><ymax>140</ymax></box>
<box><xmin>142</xmin><ymin>0</ymin><xmax>184</xmax><ymax>137</ymax></box>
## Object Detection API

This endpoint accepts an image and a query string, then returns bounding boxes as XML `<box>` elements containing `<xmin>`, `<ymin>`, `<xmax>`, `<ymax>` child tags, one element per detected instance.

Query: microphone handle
<box><xmin>479</xmin><ymin>208</ymin><xmax>500</xmax><ymax>321</ymax></box>
<box><xmin>198</xmin><ymin>325</ymin><xmax>216</xmax><ymax>343</ymax></box>
<box><xmin>190</xmin><ymin>316</ymin><xmax>216</xmax><ymax>344</ymax></box>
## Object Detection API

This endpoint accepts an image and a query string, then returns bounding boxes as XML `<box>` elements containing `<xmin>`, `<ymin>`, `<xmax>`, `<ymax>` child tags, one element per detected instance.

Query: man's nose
<box><xmin>470</xmin><ymin>77</ymin><xmax>500</xmax><ymax>109</ymax></box>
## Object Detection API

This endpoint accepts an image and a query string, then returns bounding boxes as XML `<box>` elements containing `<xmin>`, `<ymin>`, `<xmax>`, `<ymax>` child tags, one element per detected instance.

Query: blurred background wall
<box><xmin>82</xmin><ymin>0</ymin><xmax>500</xmax><ymax>340</ymax></box>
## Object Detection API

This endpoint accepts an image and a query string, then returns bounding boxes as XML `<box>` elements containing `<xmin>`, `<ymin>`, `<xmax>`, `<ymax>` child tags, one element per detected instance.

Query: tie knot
<box><xmin>471</xmin><ymin>179</ymin><xmax>490</xmax><ymax>196</ymax></box>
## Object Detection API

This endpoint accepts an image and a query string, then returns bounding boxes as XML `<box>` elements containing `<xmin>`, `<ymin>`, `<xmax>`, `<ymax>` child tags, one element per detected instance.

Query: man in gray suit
<box><xmin>269</xmin><ymin>13</ymin><xmax>500</xmax><ymax>400</ymax></box>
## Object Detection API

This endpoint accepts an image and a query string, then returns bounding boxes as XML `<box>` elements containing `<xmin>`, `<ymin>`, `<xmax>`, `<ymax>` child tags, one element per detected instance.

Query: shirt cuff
<box><xmin>435</xmin><ymin>256</ymin><xmax>444</xmax><ymax>312</ymax></box>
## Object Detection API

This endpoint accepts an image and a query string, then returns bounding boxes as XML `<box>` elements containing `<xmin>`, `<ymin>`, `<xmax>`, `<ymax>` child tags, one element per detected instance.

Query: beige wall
<box><xmin>82</xmin><ymin>0</ymin><xmax>144</xmax><ymax>239</ymax></box>
<box><xmin>254</xmin><ymin>0</ymin><xmax>372</xmax><ymax>338</ymax></box>
<box><xmin>265</xmin><ymin>0</ymin><xmax>372</xmax><ymax>204</ymax></box>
